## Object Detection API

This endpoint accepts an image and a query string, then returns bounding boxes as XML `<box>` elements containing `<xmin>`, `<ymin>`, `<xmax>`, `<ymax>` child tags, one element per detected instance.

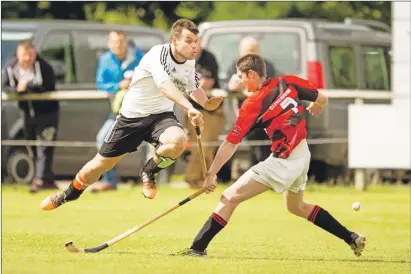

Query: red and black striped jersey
<box><xmin>226</xmin><ymin>75</ymin><xmax>319</xmax><ymax>159</ymax></box>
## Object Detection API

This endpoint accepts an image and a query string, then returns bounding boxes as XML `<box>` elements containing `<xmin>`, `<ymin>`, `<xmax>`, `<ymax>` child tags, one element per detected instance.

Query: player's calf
<box><xmin>40</xmin><ymin>176</ymin><xmax>86</xmax><ymax>210</ymax></box>
<box><xmin>141</xmin><ymin>131</ymin><xmax>187</xmax><ymax>199</ymax></box>
<box><xmin>140</xmin><ymin>152</ymin><xmax>176</xmax><ymax>199</ymax></box>
<box><xmin>41</xmin><ymin>154</ymin><xmax>119</xmax><ymax>210</ymax></box>
<box><xmin>306</xmin><ymin>204</ymin><xmax>367</xmax><ymax>256</ymax></box>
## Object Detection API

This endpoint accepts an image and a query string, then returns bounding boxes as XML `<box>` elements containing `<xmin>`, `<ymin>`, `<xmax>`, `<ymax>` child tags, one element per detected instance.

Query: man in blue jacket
<box><xmin>92</xmin><ymin>30</ymin><xmax>144</xmax><ymax>192</ymax></box>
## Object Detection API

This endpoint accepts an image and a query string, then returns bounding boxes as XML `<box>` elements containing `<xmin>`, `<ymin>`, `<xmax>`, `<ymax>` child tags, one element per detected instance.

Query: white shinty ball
<box><xmin>352</xmin><ymin>202</ymin><xmax>361</xmax><ymax>211</ymax></box>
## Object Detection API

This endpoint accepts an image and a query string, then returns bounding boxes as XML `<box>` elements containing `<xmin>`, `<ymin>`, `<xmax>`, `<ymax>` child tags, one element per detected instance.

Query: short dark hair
<box><xmin>171</xmin><ymin>19</ymin><xmax>199</xmax><ymax>38</ymax></box>
<box><xmin>236</xmin><ymin>54</ymin><xmax>266</xmax><ymax>78</ymax></box>
<box><xmin>17</xmin><ymin>40</ymin><xmax>35</xmax><ymax>50</ymax></box>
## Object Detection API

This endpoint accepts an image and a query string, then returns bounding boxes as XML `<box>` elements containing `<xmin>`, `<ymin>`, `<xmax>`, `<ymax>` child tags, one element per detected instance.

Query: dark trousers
<box><xmin>23</xmin><ymin>111</ymin><xmax>59</xmax><ymax>184</ymax></box>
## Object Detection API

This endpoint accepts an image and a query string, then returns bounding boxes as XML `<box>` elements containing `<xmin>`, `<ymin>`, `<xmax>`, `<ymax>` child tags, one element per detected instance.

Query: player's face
<box><xmin>173</xmin><ymin>28</ymin><xmax>198</xmax><ymax>60</ymax></box>
<box><xmin>236</xmin><ymin>69</ymin><xmax>259</xmax><ymax>92</ymax></box>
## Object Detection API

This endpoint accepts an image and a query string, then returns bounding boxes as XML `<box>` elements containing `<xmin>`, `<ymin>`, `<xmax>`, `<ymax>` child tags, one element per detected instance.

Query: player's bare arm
<box><xmin>203</xmin><ymin>140</ymin><xmax>239</xmax><ymax>193</ymax></box>
<box><xmin>307</xmin><ymin>92</ymin><xmax>328</xmax><ymax>116</ymax></box>
<box><xmin>190</xmin><ymin>88</ymin><xmax>224</xmax><ymax>111</ymax></box>
<box><xmin>159</xmin><ymin>80</ymin><xmax>195</xmax><ymax>110</ymax></box>
<box><xmin>159</xmin><ymin>80</ymin><xmax>203</xmax><ymax>126</ymax></box>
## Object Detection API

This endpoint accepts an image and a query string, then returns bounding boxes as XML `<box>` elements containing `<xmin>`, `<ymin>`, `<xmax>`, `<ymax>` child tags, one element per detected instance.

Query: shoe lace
<box><xmin>53</xmin><ymin>192</ymin><xmax>67</xmax><ymax>206</ymax></box>
<box><xmin>142</xmin><ymin>171</ymin><xmax>156</xmax><ymax>183</ymax></box>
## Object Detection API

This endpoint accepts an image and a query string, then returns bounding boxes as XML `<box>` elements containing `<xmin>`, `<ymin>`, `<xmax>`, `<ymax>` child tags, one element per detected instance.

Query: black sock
<box><xmin>64</xmin><ymin>183</ymin><xmax>84</xmax><ymax>201</ymax></box>
<box><xmin>191</xmin><ymin>212</ymin><xmax>227</xmax><ymax>252</ymax></box>
<box><xmin>308</xmin><ymin>205</ymin><xmax>353</xmax><ymax>244</ymax></box>
<box><xmin>142</xmin><ymin>157</ymin><xmax>162</xmax><ymax>174</ymax></box>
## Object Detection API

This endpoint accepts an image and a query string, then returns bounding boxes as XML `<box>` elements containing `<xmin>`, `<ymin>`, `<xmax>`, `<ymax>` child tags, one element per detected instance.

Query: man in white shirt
<box><xmin>41</xmin><ymin>19</ymin><xmax>223</xmax><ymax>210</ymax></box>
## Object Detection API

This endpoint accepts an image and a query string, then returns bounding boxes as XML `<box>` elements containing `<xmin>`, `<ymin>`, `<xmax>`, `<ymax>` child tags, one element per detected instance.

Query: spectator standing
<box><xmin>185</xmin><ymin>42</ymin><xmax>225</xmax><ymax>188</ymax></box>
<box><xmin>1</xmin><ymin>40</ymin><xmax>59</xmax><ymax>193</ymax></box>
<box><xmin>92</xmin><ymin>31</ymin><xmax>144</xmax><ymax>192</ymax></box>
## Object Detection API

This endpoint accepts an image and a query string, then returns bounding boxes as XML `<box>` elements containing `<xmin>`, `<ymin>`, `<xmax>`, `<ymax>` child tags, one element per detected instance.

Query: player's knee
<box><xmin>221</xmin><ymin>193</ymin><xmax>241</xmax><ymax>207</ymax></box>
<box><xmin>170</xmin><ymin>134</ymin><xmax>188</xmax><ymax>153</ymax></box>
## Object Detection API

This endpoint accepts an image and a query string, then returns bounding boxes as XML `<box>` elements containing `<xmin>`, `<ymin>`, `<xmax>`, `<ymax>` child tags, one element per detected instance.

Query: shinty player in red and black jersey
<box><xmin>226</xmin><ymin>73</ymin><xmax>321</xmax><ymax>159</ymax></box>
<box><xmin>174</xmin><ymin>54</ymin><xmax>366</xmax><ymax>258</ymax></box>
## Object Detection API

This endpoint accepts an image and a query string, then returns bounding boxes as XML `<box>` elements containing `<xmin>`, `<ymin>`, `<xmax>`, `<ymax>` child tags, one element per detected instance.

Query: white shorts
<box><xmin>250</xmin><ymin>139</ymin><xmax>311</xmax><ymax>193</ymax></box>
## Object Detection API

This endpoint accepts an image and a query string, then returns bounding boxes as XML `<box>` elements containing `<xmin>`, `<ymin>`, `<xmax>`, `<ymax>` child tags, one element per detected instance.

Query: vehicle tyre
<box><xmin>6</xmin><ymin>147</ymin><xmax>35</xmax><ymax>184</ymax></box>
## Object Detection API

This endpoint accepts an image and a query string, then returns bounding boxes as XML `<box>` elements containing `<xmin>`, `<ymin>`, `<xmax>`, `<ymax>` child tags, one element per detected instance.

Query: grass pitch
<box><xmin>2</xmin><ymin>183</ymin><xmax>410</xmax><ymax>274</ymax></box>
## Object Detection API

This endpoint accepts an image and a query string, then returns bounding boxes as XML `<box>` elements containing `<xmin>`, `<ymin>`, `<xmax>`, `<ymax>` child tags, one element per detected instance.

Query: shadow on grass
<box><xmin>104</xmin><ymin>250</ymin><xmax>410</xmax><ymax>264</ymax></box>
<box><xmin>209</xmin><ymin>256</ymin><xmax>410</xmax><ymax>264</ymax></box>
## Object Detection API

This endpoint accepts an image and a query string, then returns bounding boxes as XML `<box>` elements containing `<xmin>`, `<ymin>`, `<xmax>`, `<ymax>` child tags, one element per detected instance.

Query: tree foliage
<box><xmin>1</xmin><ymin>1</ymin><xmax>391</xmax><ymax>30</ymax></box>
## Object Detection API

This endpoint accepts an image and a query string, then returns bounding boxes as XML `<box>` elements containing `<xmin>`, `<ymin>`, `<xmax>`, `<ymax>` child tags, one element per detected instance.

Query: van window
<box><xmin>39</xmin><ymin>32</ymin><xmax>76</xmax><ymax>84</ymax></box>
<box><xmin>78</xmin><ymin>31</ymin><xmax>164</xmax><ymax>60</ymax></box>
<box><xmin>73</xmin><ymin>31</ymin><xmax>164</xmax><ymax>83</ymax></box>
<box><xmin>128</xmin><ymin>34</ymin><xmax>165</xmax><ymax>53</ymax></box>
<box><xmin>362</xmin><ymin>46</ymin><xmax>390</xmax><ymax>90</ymax></box>
<box><xmin>206</xmin><ymin>32</ymin><xmax>301</xmax><ymax>80</ymax></box>
<box><xmin>329</xmin><ymin>46</ymin><xmax>357</xmax><ymax>88</ymax></box>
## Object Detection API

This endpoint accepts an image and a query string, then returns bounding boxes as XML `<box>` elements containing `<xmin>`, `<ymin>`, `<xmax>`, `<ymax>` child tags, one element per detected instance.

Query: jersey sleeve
<box><xmin>186</xmin><ymin>63</ymin><xmax>200</xmax><ymax>95</ymax></box>
<box><xmin>149</xmin><ymin>45</ymin><xmax>172</xmax><ymax>87</ymax></box>
<box><xmin>226</xmin><ymin>98</ymin><xmax>262</xmax><ymax>144</ymax></box>
<box><xmin>283</xmin><ymin>75</ymin><xmax>318</xmax><ymax>102</ymax></box>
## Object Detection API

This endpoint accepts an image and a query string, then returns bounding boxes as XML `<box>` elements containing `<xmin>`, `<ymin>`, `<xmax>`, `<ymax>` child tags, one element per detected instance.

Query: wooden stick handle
<box><xmin>195</xmin><ymin>126</ymin><xmax>207</xmax><ymax>179</ymax></box>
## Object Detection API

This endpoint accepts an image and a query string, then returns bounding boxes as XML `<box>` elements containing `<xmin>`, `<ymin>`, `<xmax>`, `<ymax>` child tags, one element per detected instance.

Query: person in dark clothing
<box><xmin>2</xmin><ymin>40</ymin><xmax>59</xmax><ymax>193</ymax></box>
<box><xmin>185</xmin><ymin>43</ymin><xmax>226</xmax><ymax>188</ymax></box>
<box><xmin>225</xmin><ymin>36</ymin><xmax>276</xmax><ymax>169</ymax></box>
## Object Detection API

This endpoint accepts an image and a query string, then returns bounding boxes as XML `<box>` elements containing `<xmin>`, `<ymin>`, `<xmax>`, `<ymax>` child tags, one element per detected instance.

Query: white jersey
<box><xmin>120</xmin><ymin>44</ymin><xmax>199</xmax><ymax>118</ymax></box>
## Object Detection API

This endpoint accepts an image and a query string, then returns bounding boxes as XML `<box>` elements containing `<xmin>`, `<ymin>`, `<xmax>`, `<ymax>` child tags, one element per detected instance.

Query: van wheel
<box><xmin>6</xmin><ymin>147</ymin><xmax>35</xmax><ymax>185</ymax></box>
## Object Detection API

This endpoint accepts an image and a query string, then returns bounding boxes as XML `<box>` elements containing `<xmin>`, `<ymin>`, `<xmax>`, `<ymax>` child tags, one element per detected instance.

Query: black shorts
<box><xmin>99</xmin><ymin>112</ymin><xmax>183</xmax><ymax>157</ymax></box>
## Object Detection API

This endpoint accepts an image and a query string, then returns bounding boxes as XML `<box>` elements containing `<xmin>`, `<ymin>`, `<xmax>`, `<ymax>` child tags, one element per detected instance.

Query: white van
<box><xmin>199</xmin><ymin>18</ymin><xmax>392</xmax><ymax>182</ymax></box>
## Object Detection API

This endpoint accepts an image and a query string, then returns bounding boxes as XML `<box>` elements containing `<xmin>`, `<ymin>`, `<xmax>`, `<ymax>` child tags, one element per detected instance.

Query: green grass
<box><xmin>2</xmin><ymin>184</ymin><xmax>410</xmax><ymax>274</ymax></box>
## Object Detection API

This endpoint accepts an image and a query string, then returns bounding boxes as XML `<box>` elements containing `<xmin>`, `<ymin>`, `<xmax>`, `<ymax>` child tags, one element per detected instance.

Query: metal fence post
<box><xmin>353</xmin><ymin>97</ymin><xmax>367</xmax><ymax>191</ymax></box>
<box><xmin>354</xmin><ymin>168</ymin><xmax>366</xmax><ymax>191</ymax></box>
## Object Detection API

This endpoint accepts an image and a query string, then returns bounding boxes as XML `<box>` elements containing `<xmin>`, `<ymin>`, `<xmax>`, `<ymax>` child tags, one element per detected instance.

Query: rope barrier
<box><xmin>2</xmin><ymin>89</ymin><xmax>401</xmax><ymax>101</ymax></box>
<box><xmin>1</xmin><ymin>138</ymin><xmax>348</xmax><ymax>148</ymax></box>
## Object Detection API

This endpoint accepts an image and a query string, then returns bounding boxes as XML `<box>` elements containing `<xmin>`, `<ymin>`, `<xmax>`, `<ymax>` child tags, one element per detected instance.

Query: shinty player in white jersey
<box><xmin>40</xmin><ymin>19</ymin><xmax>224</xmax><ymax>210</ymax></box>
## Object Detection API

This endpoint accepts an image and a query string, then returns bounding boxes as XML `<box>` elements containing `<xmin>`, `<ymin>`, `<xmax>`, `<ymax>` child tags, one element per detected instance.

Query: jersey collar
<box><xmin>256</xmin><ymin>77</ymin><xmax>272</xmax><ymax>91</ymax></box>
<box><xmin>169</xmin><ymin>45</ymin><xmax>186</xmax><ymax>65</ymax></box>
